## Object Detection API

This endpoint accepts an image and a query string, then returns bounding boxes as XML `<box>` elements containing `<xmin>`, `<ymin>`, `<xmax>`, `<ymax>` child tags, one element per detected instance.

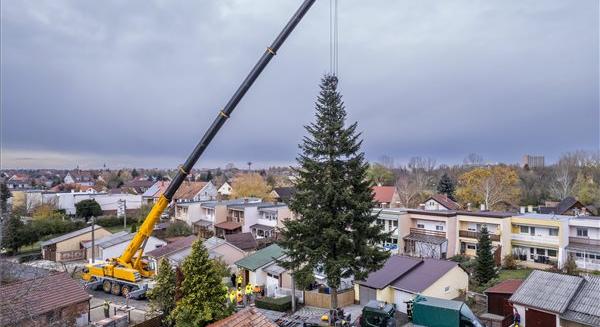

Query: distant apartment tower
<box><xmin>522</xmin><ymin>155</ymin><xmax>544</xmax><ymax>168</ymax></box>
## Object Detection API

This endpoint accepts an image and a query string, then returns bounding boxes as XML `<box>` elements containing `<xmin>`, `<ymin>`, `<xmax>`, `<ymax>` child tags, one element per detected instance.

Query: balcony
<box><xmin>511</xmin><ymin>233</ymin><xmax>559</xmax><ymax>246</ymax></box>
<box><xmin>569</xmin><ymin>237</ymin><xmax>600</xmax><ymax>246</ymax></box>
<box><xmin>459</xmin><ymin>230</ymin><xmax>500</xmax><ymax>242</ymax></box>
<box><xmin>410</xmin><ymin>227</ymin><xmax>446</xmax><ymax>238</ymax></box>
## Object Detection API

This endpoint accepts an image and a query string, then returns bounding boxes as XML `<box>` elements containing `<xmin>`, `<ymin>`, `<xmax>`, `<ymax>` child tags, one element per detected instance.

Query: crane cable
<box><xmin>329</xmin><ymin>0</ymin><xmax>339</xmax><ymax>76</ymax></box>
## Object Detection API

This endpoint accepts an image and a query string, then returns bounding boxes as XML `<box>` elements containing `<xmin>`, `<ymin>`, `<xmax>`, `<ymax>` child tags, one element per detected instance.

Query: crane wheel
<box><xmin>111</xmin><ymin>283</ymin><xmax>121</xmax><ymax>296</ymax></box>
<box><xmin>102</xmin><ymin>280</ymin><xmax>112</xmax><ymax>293</ymax></box>
<box><xmin>121</xmin><ymin>285</ymin><xmax>131</xmax><ymax>297</ymax></box>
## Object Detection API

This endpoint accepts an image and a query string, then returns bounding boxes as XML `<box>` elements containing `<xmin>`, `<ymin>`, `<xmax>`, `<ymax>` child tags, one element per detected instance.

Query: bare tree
<box><xmin>550</xmin><ymin>157</ymin><xmax>575</xmax><ymax>200</ymax></box>
<box><xmin>395</xmin><ymin>174</ymin><xmax>421</xmax><ymax>208</ymax></box>
<box><xmin>378</xmin><ymin>155</ymin><xmax>395</xmax><ymax>169</ymax></box>
<box><xmin>463</xmin><ymin>153</ymin><xmax>484</xmax><ymax>167</ymax></box>
<box><xmin>408</xmin><ymin>156</ymin><xmax>436</xmax><ymax>194</ymax></box>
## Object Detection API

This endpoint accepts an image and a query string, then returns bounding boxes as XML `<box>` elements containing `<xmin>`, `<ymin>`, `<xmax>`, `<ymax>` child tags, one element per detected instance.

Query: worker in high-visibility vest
<box><xmin>236</xmin><ymin>287</ymin><xmax>243</xmax><ymax>303</ymax></box>
<box><xmin>236</xmin><ymin>274</ymin><xmax>243</xmax><ymax>287</ymax></box>
<box><xmin>103</xmin><ymin>300</ymin><xmax>110</xmax><ymax>318</ymax></box>
<box><xmin>229</xmin><ymin>289</ymin><xmax>237</xmax><ymax>304</ymax></box>
<box><xmin>245</xmin><ymin>283</ymin><xmax>253</xmax><ymax>303</ymax></box>
<box><xmin>222</xmin><ymin>285</ymin><xmax>229</xmax><ymax>300</ymax></box>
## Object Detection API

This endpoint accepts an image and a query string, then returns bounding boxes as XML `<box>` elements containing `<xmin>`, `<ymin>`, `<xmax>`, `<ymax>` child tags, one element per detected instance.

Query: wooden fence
<box><xmin>132</xmin><ymin>315</ymin><xmax>162</xmax><ymax>327</ymax></box>
<box><xmin>304</xmin><ymin>289</ymin><xmax>354</xmax><ymax>309</ymax></box>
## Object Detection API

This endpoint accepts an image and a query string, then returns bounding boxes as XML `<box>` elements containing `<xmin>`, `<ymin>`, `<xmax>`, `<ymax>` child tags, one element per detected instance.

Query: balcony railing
<box><xmin>459</xmin><ymin>230</ymin><xmax>501</xmax><ymax>242</ymax></box>
<box><xmin>511</xmin><ymin>233</ymin><xmax>559</xmax><ymax>245</ymax></box>
<box><xmin>410</xmin><ymin>227</ymin><xmax>446</xmax><ymax>238</ymax></box>
<box><xmin>569</xmin><ymin>237</ymin><xmax>600</xmax><ymax>246</ymax></box>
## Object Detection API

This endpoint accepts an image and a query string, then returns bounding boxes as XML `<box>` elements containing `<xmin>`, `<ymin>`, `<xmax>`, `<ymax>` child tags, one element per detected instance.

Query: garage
<box><xmin>526</xmin><ymin>308</ymin><xmax>556</xmax><ymax>327</ymax></box>
<box><xmin>359</xmin><ymin>285</ymin><xmax>377</xmax><ymax>305</ymax></box>
<box><xmin>393</xmin><ymin>289</ymin><xmax>415</xmax><ymax>313</ymax></box>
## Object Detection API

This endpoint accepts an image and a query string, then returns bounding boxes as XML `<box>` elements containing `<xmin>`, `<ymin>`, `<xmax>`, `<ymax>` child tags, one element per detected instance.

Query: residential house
<box><xmin>250</xmin><ymin>203</ymin><xmax>292</xmax><ymax>240</ymax></box>
<box><xmin>52</xmin><ymin>191</ymin><xmax>142</xmax><ymax>216</ymax></box>
<box><xmin>83</xmin><ymin>231</ymin><xmax>166</xmax><ymax>262</ymax></box>
<box><xmin>122</xmin><ymin>178</ymin><xmax>155</xmax><ymax>194</ymax></box>
<box><xmin>354</xmin><ymin>255</ymin><xmax>468</xmax><ymax>313</ymax></box>
<box><xmin>204</xmin><ymin>236</ymin><xmax>248</xmax><ymax>270</ymax></box>
<box><xmin>566</xmin><ymin>216</ymin><xmax>600</xmax><ymax>271</ymax></box>
<box><xmin>214</xmin><ymin>201</ymin><xmax>287</xmax><ymax>238</ymax></box>
<box><xmin>235</xmin><ymin>244</ymin><xmax>293</xmax><ymax>296</ymax></box>
<box><xmin>0</xmin><ymin>265</ymin><xmax>91</xmax><ymax>326</ymax></box>
<box><xmin>141</xmin><ymin>181</ymin><xmax>170</xmax><ymax>205</ymax></box>
<box><xmin>41</xmin><ymin>225</ymin><xmax>111</xmax><ymax>262</ymax></box>
<box><xmin>207</xmin><ymin>307</ymin><xmax>276</xmax><ymax>327</ymax></box>
<box><xmin>456</xmin><ymin>211</ymin><xmax>513</xmax><ymax>264</ymax></box>
<box><xmin>172</xmin><ymin>181</ymin><xmax>217</xmax><ymax>203</ymax></box>
<box><xmin>217</xmin><ymin>182</ymin><xmax>233</xmax><ymax>198</ymax></box>
<box><xmin>224</xmin><ymin>232</ymin><xmax>259</xmax><ymax>252</ymax></box>
<box><xmin>510</xmin><ymin>213</ymin><xmax>570</xmax><ymax>268</ymax></box>
<box><xmin>402</xmin><ymin>209</ymin><xmax>457</xmax><ymax>259</ymax></box>
<box><xmin>484</xmin><ymin>279</ymin><xmax>523</xmax><ymax>318</ymax></box>
<box><xmin>64</xmin><ymin>170</ymin><xmax>94</xmax><ymax>186</ymax></box>
<box><xmin>539</xmin><ymin>197</ymin><xmax>595</xmax><ymax>216</ymax></box>
<box><xmin>372</xmin><ymin>186</ymin><xmax>400</xmax><ymax>208</ymax></box>
<box><xmin>270</xmin><ymin>187</ymin><xmax>296</xmax><ymax>203</ymax></box>
<box><xmin>422</xmin><ymin>194</ymin><xmax>460</xmax><ymax>211</ymax></box>
<box><xmin>6</xmin><ymin>174</ymin><xmax>32</xmax><ymax>189</ymax></box>
<box><xmin>146</xmin><ymin>235</ymin><xmax>197</xmax><ymax>266</ymax></box>
<box><xmin>375</xmin><ymin>208</ymin><xmax>404</xmax><ymax>254</ymax></box>
<box><xmin>510</xmin><ymin>270</ymin><xmax>600</xmax><ymax>327</ymax></box>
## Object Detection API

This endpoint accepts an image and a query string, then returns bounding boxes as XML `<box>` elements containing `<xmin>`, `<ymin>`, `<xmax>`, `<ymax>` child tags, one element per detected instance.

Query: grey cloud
<box><xmin>1</xmin><ymin>0</ymin><xmax>598</xmax><ymax>169</ymax></box>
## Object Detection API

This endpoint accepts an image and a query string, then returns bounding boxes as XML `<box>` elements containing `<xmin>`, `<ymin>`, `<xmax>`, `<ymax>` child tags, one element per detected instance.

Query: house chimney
<box><xmin>419</xmin><ymin>203</ymin><xmax>425</xmax><ymax>210</ymax></box>
<box><xmin>527</xmin><ymin>205</ymin><xmax>534</xmax><ymax>213</ymax></box>
<box><xmin>520</xmin><ymin>206</ymin><xmax>526</xmax><ymax>214</ymax></box>
<box><xmin>480</xmin><ymin>204</ymin><xmax>486</xmax><ymax>211</ymax></box>
<box><xmin>467</xmin><ymin>203</ymin><xmax>472</xmax><ymax>211</ymax></box>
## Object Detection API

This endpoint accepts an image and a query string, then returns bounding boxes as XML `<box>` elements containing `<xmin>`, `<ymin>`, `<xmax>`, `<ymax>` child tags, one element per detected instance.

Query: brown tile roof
<box><xmin>214</xmin><ymin>221</ymin><xmax>242</xmax><ymax>231</ymax></box>
<box><xmin>0</xmin><ymin>272</ymin><xmax>90</xmax><ymax>325</ymax></box>
<box><xmin>146</xmin><ymin>235</ymin><xmax>197</xmax><ymax>258</ymax></box>
<box><xmin>428</xmin><ymin>194</ymin><xmax>460</xmax><ymax>210</ymax></box>
<box><xmin>372</xmin><ymin>186</ymin><xmax>396</xmax><ymax>203</ymax></box>
<box><xmin>485</xmin><ymin>279</ymin><xmax>523</xmax><ymax>294</ymax></box>
<box><xmin>173</xmin><ymin>181</ymin><xmax>208</xmax><ymax>201</ymax></box>
<box><xmin>207</xmin><ymin>307</ymin><xmax>277</xmax><ymax>327</ymax></box>
<box><xmin>225</xmin><ymin>232</ymin><xmax>258</xmax><ymax>251</ymax></box>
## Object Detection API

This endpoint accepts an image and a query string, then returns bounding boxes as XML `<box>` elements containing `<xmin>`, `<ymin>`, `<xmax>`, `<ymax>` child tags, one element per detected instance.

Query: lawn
<box><xmin>497</xmin><ymin>268</ymin><xmax>533</xmax><ymax>281</ymax></box>
<box><xmin>105</xmin><ymin>224</ymin><xmax>133</xmax><ymax>233</ymax></box>
<box><xmin>18</xmin><ymin>241</ymin><xmax>41</xmax><ymax>254</ymax></box>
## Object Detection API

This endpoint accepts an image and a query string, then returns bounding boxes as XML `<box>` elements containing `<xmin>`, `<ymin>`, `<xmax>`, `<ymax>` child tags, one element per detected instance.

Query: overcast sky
<box><xmin>1</xmin><ymin>0</ymin><xmax>598</xmax><ymax>169</ymax></box>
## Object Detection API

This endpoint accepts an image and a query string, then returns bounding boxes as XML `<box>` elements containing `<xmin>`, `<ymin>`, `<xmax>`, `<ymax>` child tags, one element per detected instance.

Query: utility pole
<box><xmin>123</xmin><ymin>199</ymin><xmax>127</xmax><ymax>230</ymax></box>
<box><xmin>91</xmin><ymin>217</ymin><xmax>95</xmax><ymax>263</ymax></box>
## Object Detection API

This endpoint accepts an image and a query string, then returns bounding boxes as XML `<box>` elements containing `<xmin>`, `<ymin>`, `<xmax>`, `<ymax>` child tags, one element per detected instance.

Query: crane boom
<box><xmin>118</xmin><ymin>0</ymin><xmax>316</xmax><ymax>268</ymax></box>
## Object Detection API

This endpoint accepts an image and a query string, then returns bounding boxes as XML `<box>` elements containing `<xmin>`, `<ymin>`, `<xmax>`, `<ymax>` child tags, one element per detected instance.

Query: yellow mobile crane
<box><xmin>82</xmin><ymin>0</ymin><xmax>316</xmax><ymax>298</ymax></box>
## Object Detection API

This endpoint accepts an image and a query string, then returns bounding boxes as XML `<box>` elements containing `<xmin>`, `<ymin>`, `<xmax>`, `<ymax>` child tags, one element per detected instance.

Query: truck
<box><xmin>407</xmin><ymin>295</ymin><xmax>484</xmax><ymax>327</ymax></box>
<box><xmin>357</xmin><ymin>301</ymin><xmax>397</xmax><ymax>327</ymax></box>
<box><xmin>81</xmin><ymin>0</ymin><xmax>316</xmax><ymax>298</ymax></box>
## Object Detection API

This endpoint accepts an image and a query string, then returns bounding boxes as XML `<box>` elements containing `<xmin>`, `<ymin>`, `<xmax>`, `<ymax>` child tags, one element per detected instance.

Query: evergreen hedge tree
<box><xmin>474</xmin><ymin>226</ymin><xmax>496</xmax><ymax>284</ymax></box>
<box><xmin>170</xmin><ymin>240</ymin><xmax>231</xmax><ymax>326</ymax></box>
<box><xmin>437</xmin><ymin>173</ymin><xmax>456</xmax><ymax>200</ymax></box>
<box><xmin>279</xmin><ymin>75</ymin><xmax>390</xmax><ymax>309</ymax></box>
<box><xmin>148</xmin><ymin>258</ymin><xmax>176</xmax><ymax>326</ymax></box>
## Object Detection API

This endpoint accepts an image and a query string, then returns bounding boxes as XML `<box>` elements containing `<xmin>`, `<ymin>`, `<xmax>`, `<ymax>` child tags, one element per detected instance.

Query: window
<box><xmin>549</xmin><ymin>228</ymin><xmax>559</xmax><ymax>236</ymax></box>
<box><xmin>576</xmin><ymin>252</ymin><xmax>582</xmax><ymax>258</ymax></box>
<box><xmin>529</xmin><ymin>227</ymin><xmax>536</xmax><ymax>235</ymax></box>
<box><xmin>530</xmin><ymin>248</ymin><xmax>535</xmax><ymax>254</ymax></box>
<box><xmin>417</xmin><ymin>224</ymin><xmax>425</xmax><ymax>229</ymax></box>
<box><xmin>577</xmin><ymin>228</ymin><xmax>588</xmax><ymax>237</ymax></box>
<box><xmin>536</xmin><ymin>248</ymin><xmax>546</xmax><ymax>256</ymax></box>
<box><xmin>547</xmin><ymin>249</ymin><xmax>557</xmax><ymax>257</ymax></box>
<box><xmin>377</xmin><ymin>219</ymin><xmax>383</xmax><ymax>225</ymax></box>
<box><xmin>467</xmin><ymin>244</ymin><xmax>477</xmax><ymax>250</ymax></box>
<box><xmin>520</xmin><ymin>226</ymin><xmax>529</xmax><ymax>234</ymax></box>
<box><xmin>393</xmin><ymin>220</ymin><xmax>398</xmax><ymax>228</ymax></box>
<box><xmin>436</xmin><ymin>225</ymin><xmax>444</xmax><ymax>231</ymax></box>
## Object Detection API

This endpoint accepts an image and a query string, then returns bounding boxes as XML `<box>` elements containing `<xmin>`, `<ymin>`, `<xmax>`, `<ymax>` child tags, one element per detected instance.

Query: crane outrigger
<box><xmin>82</xmin><ymin>0</ymin><xmax>316</xmax><ymax>298</ymax></box>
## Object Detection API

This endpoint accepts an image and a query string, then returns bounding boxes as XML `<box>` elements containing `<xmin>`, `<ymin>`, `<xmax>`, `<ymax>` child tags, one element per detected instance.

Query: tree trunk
<box><xmin>331</xmin><ymin>286</ymin><xmax>338</xmax><ymax>310</ymax></box>
<box><xmin>291</xmin><ymin>273</ymin><xmax>296</xmax><ymax>312</ymax></box>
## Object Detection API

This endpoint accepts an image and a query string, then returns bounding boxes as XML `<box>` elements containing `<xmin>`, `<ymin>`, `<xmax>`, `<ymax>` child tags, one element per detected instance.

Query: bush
<box><xmin>502</xmin><ymin>254</ymin><xmax>517</xmax><ymax>270</ymax></box>
<box><xmin>96</xmin><ymin>216</ymin><xmax>124</xmax><ymax>227</ymax></box>
<box><xmin>255</xmin><ymin>296</ymin><xmax>294</xmax><ymax>312</ymax></box>
<box><xmin>450</xmin><ymin>254</ymin><xmax>470</xmax><ymax>263</ymax></box>
<box><xmin>165</xmin><ymin>221</ymin><xmax>193</xmax><ymax>237</ymax></box>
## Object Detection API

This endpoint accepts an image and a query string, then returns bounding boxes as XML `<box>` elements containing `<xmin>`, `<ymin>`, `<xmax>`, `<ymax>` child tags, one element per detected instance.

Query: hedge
<box><xmin>254</xmin><ymin>296</ymin><xmax>295</xmax><ymax>312</ymax></box>
<box><xmin>95</xmin><ymin>216</ymin><xmax>124</xmax><ymax>227</ymax></box>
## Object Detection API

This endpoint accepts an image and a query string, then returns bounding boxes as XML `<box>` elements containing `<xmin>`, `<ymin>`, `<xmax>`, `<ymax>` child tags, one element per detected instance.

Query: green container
<box><xmin>412</xmin><ymin>295</ymin><xmax>483</xmax><ymax>327</ymax></box>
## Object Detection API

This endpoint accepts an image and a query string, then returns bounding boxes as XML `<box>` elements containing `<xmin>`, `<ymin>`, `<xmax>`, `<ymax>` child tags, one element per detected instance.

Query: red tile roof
<box><xmin>485</xmin><ymin>279</ymin><xmax>523</xmax><ymax>294</ymax></box>
<box><xmin>207</xmin><ymin>307</ymin><xmax>277</xmax><ymax>327</ymax></box>
<box><xmin>214</xmin><ymin>221</ymin><xmax>242</xmax><ymax>231</ymax></box>
<box><xmin>173</xmin><ymin>181</ymin><xmax>208</xmax><ymax>201</ymax></box>
<box><xmin>225</xmin><ymin>232</ymin><xmax>258</xmax><ymax>251</ymax></box>
<box><xmin>0</xmin><ymin>272</ymin><xmax>90</xmax><ymax>325</ymax></box>
<box><xmin>372</xmin><ymin>186</ymin><xmax>396</xmax><ymax>203</ymax></box>
<box><xmin>428</xmin><ymin>194</ymin><xmax>460</xmax><ymax>210</ymax></box>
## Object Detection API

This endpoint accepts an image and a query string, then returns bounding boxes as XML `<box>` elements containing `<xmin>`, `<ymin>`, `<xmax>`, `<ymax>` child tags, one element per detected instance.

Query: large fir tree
<box><xmin>436</xmin><ymin>173</ymin><xmax>456</xmax><ymax>200</ymax></box>
<box><xmin>474</xmin><ymin>226</ymin><xmax>496</xmax><ymax>284</ymax></box>
<box><xmin>279</xmin><ymin>75</ymin><xmax>390</xmax><ymax>309</ymax></box>
<box><xmin>170</xmin><ymin>240</ymin><xmax>232</xmax><ymax>326</ymax></box>
<box><xmin>148</xmin><ymin>258</ymin><xmax>176</xmax><ymax>326</ymax></box>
